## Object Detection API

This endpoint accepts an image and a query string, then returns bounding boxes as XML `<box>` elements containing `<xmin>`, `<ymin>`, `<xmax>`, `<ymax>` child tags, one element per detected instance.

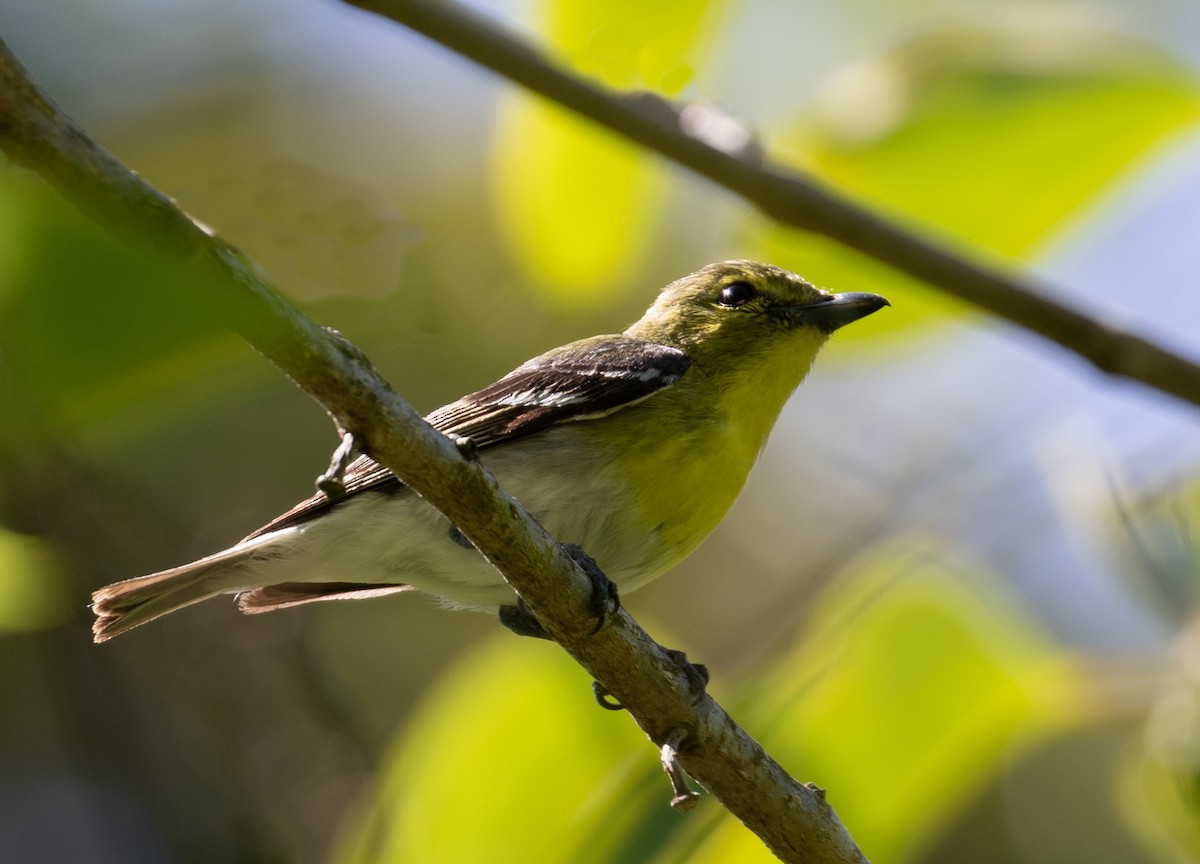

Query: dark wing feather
<box><xmin>243</xmin><ymin>336</ymin><xmax>689</xmax><ymax>539</ymax></box>
<box><xmin>426</xmin><ymin>335</ymin><xmax>691</xmax><ymax>446</ymax></box>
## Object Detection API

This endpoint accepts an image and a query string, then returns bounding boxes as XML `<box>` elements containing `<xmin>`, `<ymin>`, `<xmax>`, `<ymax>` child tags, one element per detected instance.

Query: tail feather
<box><xmin>238</xmin><ymin>582</ymin><xmax>412</xmax><ymax>613</ymax></box>
<box><xmin>92</xmin><ymin>543</ymin><xmax>268</xmax><ymax>642</ymax></box>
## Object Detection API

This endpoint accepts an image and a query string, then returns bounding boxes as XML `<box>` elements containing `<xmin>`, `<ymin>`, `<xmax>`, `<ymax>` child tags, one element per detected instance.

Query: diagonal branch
<box><xmin>0</xmin><ymin>35</ymin><xmax>867</xmax><ymax>864</ymax></box>
<box><xmin>346</xmin><ymin>0</ymin><xmax>1200</xmax><ymax>410</ymax></box>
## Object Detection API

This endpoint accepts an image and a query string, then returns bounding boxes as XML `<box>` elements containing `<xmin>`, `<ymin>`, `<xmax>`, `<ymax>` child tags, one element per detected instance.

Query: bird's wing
<box><xmin>242</xmin><ymin>336</ymin><xmax>690</xmax><ymax>539</ymax></box>
<box><xmin>427</xmin><ymin>335</ymin><xmax>691</xmax><ymax>446</ymax></box>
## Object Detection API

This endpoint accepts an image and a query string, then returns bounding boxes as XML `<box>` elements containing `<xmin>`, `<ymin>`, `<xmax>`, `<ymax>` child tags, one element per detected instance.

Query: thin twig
<box><xmin>0</xmin><ymin>35</ymin><xmax>867</xmax><ymax>864</ymax></box>
<box><xmin>346</xmin><ymin>0</ymin><xmax>1200</xmax><ymax>410</ymax></box>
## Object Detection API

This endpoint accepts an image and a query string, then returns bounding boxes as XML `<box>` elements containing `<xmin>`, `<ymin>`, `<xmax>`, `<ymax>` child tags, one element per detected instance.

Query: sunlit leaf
<box><xmin>335</xmin><ymin>636</ymin><xmax>675</xmax><ymax>864</ymax></box>
<box><xmin>717</xmin><ymin>538</ymin><xmax>1084</xmax><ymax>863</ymax></box>
<box><xmin>753</xmin><ymin>21</ymin><xmax>1200</xmax><ymax>331</ymax></box>
<box><xmin>338</xmin><ymin>537</ymin><xmax>1086</xmax><ymax>864</ymax></box>
<box><xmin>491</xmin><ymin>0</ymin><xmax>720</xmax><ymax>306</ymax></box>
<box><xmin>491</xmin><ymin>103</ymin><xmax>660</xmax><ymax>306</ymax></box>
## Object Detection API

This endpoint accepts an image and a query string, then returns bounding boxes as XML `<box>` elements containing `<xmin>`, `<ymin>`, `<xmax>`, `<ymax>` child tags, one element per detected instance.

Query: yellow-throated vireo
<box><xmin>92</xmin><ymin>260</ymin><xmax>887</xmax><ymax>642</ymax></box>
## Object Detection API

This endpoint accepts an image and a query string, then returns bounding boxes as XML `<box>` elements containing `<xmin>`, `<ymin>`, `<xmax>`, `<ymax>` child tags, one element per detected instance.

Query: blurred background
<box><xmin>2</xmin><ymin>0</ymin><xmax>1200</xmax><ymax>861</ymax></box>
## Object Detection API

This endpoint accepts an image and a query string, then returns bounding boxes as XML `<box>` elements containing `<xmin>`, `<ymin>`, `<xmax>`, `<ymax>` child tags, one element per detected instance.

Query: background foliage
<box><xmin>2</xmin><ymin>1</ymin><xmax>1200</xmax><ymax>862</ymax></box>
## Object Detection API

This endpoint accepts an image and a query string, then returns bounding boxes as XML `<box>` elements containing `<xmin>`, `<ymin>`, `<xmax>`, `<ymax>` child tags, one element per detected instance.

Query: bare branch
<box><xmin>0</xmin><ymin>35</ymin><xmax>867</xmax><ymax>864</ymax></box>
<box><xmin>346</xmin><ymin>0</ymin><xmax>1200</xmax><ymax>410</ymax></box>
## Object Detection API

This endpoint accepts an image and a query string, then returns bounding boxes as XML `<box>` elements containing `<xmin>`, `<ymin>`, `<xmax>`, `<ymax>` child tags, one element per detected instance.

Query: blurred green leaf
<box><xmin>720</xmin><ymin>538</ymin><xmax>1084</xmax><ymax>862</ymax></box>
<box><xmin>626</xmin><ymin>539</ymin><xmax>1084</xmax><ymax>864</ymax></box>
<box><xmin>490</xmin><ymin>0</ymin><xmax>720</xmax><ymax>306</ymax></box>
<box><xmin>491</xmin><ymin>103</ymin><xmax>661</xmax><ymax>306</ymax></box>
<box><xmin>807</xmin><ymin>76</ymin><xmax>1199</xmax><ymax>258</ymax></box>
<box><xmin>753</xmin><ymin>23</ymin><xmax>1200</xmax><ymax>332</ymax></box>
<box><xmin>0</xmin><ymin>165</ymin><xmax>249</xmax><ymax>437</ymax></box>
<box><xmin>1119</xmin><ymin>681</ymin><xmax>1200</xmax><ymax>862</ymax></box>
<box><xmin>335</xmin><ymin>635</ymin><xmax>680</xmax><ymax>864</ymax></box>
<box><xmin>0</xmin><ymin>528</ymin><xmax>70</xmax><ymax>633</ymax></box>
<box><xmin>338</xmin><ymin>538</ymin><xmax>1084</xmax><ymax>864</ymax></box>
<box><xmin>545</xmin><ymin>0</ymin><xmax>711</xmax><ymax>89</ymax></box>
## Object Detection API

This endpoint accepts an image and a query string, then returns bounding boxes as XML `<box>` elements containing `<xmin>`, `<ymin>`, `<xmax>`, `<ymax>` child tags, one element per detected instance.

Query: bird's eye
<box><xmin>717</xmin><ymin>281</ymin><xmax>756</xmax><ymax>308</ymax></box>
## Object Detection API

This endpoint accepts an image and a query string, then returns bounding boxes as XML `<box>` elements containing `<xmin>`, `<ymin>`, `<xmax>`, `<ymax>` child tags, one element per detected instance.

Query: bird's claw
<box><xmin>498</xmin><ymin>600</ymin><xmax>551</xmax><ymax>640</ymax></box>
<box><xmin>591</xmin><ymin>648</ymin><xmax>709</xmax><ymax>713</ymax></box>
<box><xmin>664</xmin><ymin>648</ymin><xmax>710</xmax><ymax>704</ymax></box>
<box><xmin>592</xmin><ymin>680</ymin><xmax>625</xmax><ymax>711</ymax></box>
<box><xmin>316</xmin><ymin>431</ymin><xmax>357</xmax><ymax>499</ymax></box>
<box><xmin>560</xmin><ymin>543</ymin><xmax>619</xmax><ymax>634</ymax></box>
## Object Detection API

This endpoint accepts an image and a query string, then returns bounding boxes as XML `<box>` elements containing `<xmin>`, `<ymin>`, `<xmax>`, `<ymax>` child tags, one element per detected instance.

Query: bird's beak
<box><xmin>790</xmin><ymin>292</ymin><xmax>889</xmax><ymax>331</ymax></box>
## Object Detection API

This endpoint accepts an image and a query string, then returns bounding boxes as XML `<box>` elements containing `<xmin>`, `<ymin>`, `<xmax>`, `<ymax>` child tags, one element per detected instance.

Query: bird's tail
<box><xmin>92</xmin><ymin>542</ymin><xmax>270</xmax><ymax>643</ymax></box>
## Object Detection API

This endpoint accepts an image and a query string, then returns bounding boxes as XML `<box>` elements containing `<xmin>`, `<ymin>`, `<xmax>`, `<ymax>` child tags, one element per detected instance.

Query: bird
<box><xmin>92</xmin><ymin>260</ymin><xmax>887</xmax><ymax>643</ymax></box>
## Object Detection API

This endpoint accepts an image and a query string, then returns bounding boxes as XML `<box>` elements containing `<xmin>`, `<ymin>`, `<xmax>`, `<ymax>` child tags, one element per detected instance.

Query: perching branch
<box><xmin>345</xmin><ymin>0</ymin><xmax>1200</xmax><ymax>411</ymax></box>
<box><xmin>0</xmin><ymin>35</ymin><xmax>866</xmax><ymax>864</ymax></box>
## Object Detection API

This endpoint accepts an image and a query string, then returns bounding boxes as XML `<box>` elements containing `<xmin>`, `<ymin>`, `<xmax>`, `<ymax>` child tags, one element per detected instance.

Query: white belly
<box><xmin>238</xmin><ymin>425</ymin><xmax>679</xmax><ymax>610</ymax></box>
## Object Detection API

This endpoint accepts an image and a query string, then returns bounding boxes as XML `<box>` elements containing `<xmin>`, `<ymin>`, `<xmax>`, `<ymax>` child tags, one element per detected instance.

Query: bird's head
<box><xmin>627</xmin><ymin>260</ymin><xmax>888</xmax><ymax>368</ymax></box>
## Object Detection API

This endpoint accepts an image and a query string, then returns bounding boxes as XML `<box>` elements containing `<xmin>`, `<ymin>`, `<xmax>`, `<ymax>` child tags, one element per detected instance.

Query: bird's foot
<box><xmin>497</xmin><ymin>543</ymin><xmax>619</xmax><ymax>640</ymax></box>
<box><xmin>560</xmin><ymin>543</ymin><xmax>620</xmax><ymax>634</ymax></box>
<box><xmin>592</xmin><ymin>647</ymin><xmax>709</xmax><ymax>712</ymax></box>
<box><xmin>316</xmin><ymin>431</ymin><xmax>357</xmax><ymax>499</ymax></box>
<box><xmin>666</xmin><ymin>648</ymin><xmax>710</xmax><ymax>703</ymax></box>
<box><xmin>660</xmin><ymin>726</ymin><xmax>702</xmax><ymax>811</ymax></box>
<box><xmin>498</xmin><ymin>600</ymin><xmax>551</xmax><ymax>640</ymax></box>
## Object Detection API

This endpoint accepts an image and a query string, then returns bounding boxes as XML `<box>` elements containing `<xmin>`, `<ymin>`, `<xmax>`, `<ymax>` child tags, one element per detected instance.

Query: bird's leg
<box><xmin>660</xmin><ymin>727</ymin><xmax>702</xmax><ymax>811</ymax></box>
<box><xmin>561</xmin><ymin>543</ymin><xmax>621</xmax><ymax>633</ymax></box>
<box><xmin>665</xmin><ymin>648</ymin><xmax>710</xmax><ymax>702</ymax></box>
<box><xmin>592</xmin><ymin>647</ymin><xmax>709</xmax><ymax>712</ymax></box>
<box><xmin>497</xmin><ymin>542</ymin><xmax>620</xmax><ymax>640</ymax></box>
<box><xmin>497</xmin><ymin>600</ymin><xmax>551</xmax><ymax>640</ymax></box>
<box><xmin>316</xmin><ymin>431</ymin><xmax>357</xmax><ymax>499</ymax></box>
<box><xmin>499</xmin><ymin>543</ymin><xmax>625</xmax><ymax>706</ymax></box>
